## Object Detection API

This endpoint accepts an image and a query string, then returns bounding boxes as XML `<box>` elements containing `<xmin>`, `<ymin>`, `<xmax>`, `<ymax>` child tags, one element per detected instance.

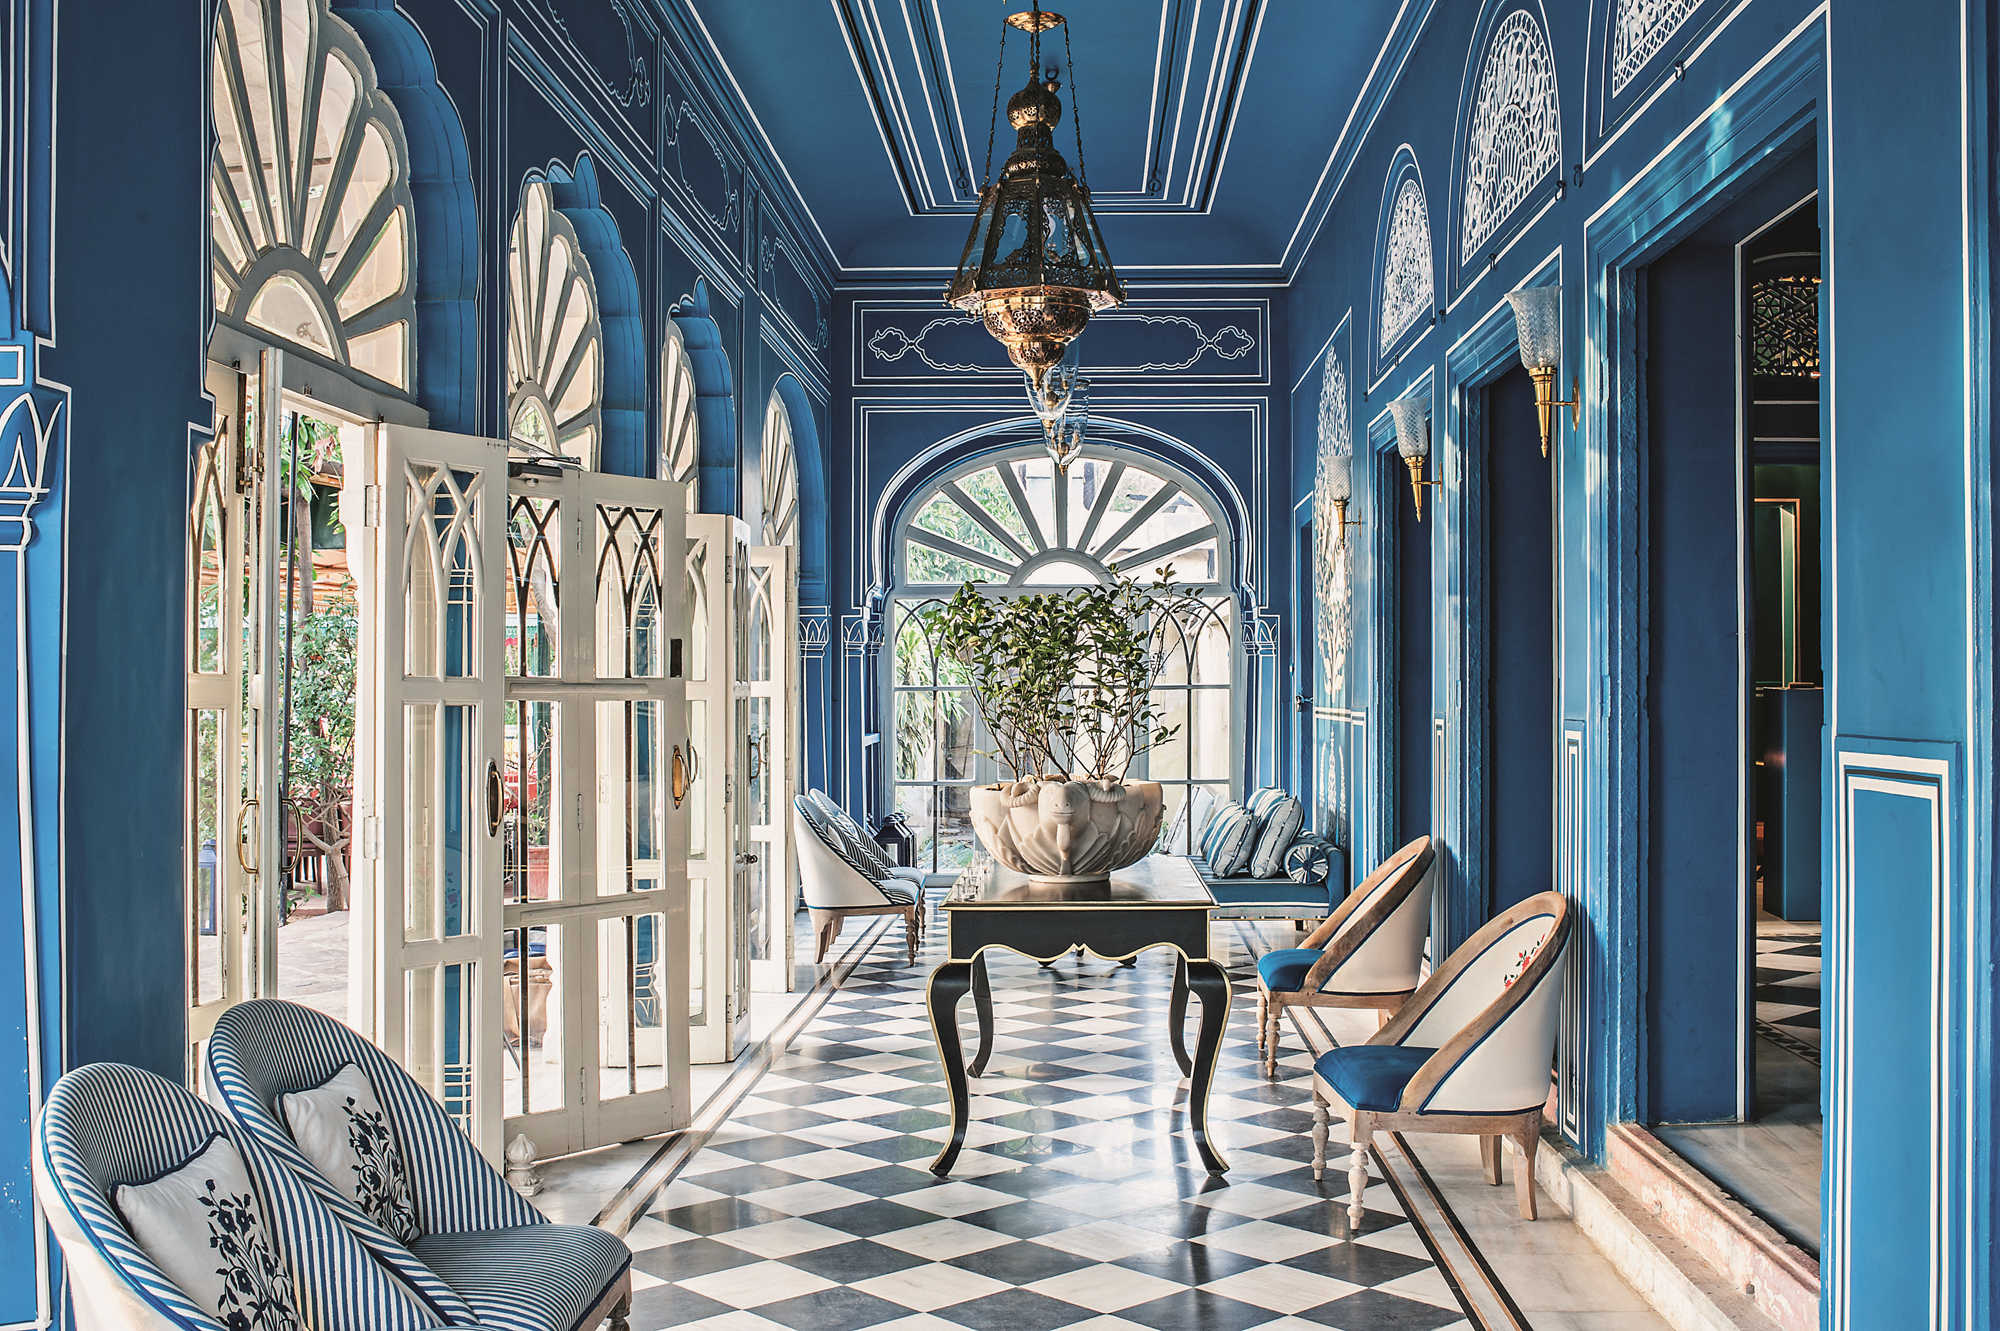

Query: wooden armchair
<box><xmin>1310</xmin><ymin>890</ymin><xmax>1572</xmax><ymax>1223</ymax></box>
<box><xmin>1254</xmin><ymin>835</ymin><xmax>1436</xmax><ymax>1077</ymax></box>
<box><xmin>794</xmin><ymin>798</ymin><xmax>922</xmax><ymax>963</ymax></box>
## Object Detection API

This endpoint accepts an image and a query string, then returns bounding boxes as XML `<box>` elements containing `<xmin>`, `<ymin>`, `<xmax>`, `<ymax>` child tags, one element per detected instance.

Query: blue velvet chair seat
<box><xmin>1255</xmin><ymin>948</ymin><xmax>1322</xmax><ymax>992</ymax></box>
<box><xmin>1314</xmin><ymin>1044</ymin><xmax>1438</xmax><ymax>1112</ymax></box>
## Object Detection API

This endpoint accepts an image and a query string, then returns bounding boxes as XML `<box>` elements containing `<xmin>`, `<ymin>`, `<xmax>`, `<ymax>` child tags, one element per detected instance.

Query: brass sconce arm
<box><xmin>1527</xmin><ymin>365</ymin><xmax>1580</xmax><ymax>458</ymax></box>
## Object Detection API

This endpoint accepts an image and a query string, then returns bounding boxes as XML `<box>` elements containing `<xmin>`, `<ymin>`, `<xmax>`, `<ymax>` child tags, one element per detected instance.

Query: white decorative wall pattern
<box><xmin>1312</xmin><ymin>342</ymin><xmax>1353</xmax><ymax>697</ymax></box>
<box><xmin>1459</xmin><ymin>9</ymin><xmax>1562</xmax><ymax>268</ymax></box>
<box><xmin>1612</xmin><ymin>0</ymin><xmax>1703</xmax><ymax>95</ymax></box>
<box><xmin>1378</xmin><ymin>175</ymin><xmax>1434</xmax><ymax>357</ymax></box>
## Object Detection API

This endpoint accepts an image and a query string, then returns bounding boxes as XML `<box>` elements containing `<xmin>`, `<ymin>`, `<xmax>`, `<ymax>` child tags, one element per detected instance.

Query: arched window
<box><xmin>507</xmin><ymin>178</ymin><xmax>603</xmax><ymax>467</ymax></box>
<box><xmin>887</xmin><ymin>446</ymin><xmax>1240</xmax><ymax>870</ymax></box>
<box><xmin>661</xmin><ymin>323</ymin><xmax>700</xmax><ymax>510</ymax></box>
<box><xmin>760</xmin><ymin>391</ymin><xmax>799</xmax><ymax>547</ymax></box>
<box><xmin>1377</xmin><ymin>170</ymin><xmax>1433</xmax><ymax>361</ymax></box>
<box><xmin>210</xmin><ymin>0</ymin><xmax>417</xmax><ymax>391</ymax></box>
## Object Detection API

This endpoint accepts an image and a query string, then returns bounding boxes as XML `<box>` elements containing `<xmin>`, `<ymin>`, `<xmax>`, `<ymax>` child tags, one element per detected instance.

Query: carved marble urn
<box><xmin>968</xmin><ymin>777</ymin><xmax>1164</xmax><ymax>889</ymax></box>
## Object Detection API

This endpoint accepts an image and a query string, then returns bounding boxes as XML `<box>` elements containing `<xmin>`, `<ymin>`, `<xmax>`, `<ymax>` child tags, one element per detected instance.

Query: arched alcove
<box><xmin>1450</xmin><ymin>1</ymin><xmax>1563</xmax><ymax>289</ymax></box>
<box><xmin>543</xmin><ymin>156</ymin><xmax>646</xmax><ymax>475</ymax></box>
<box><xmin>769</xmin><ymin>373</ymin><xmax>828</xmax><ymax>609</ymax></box>
<box><xmin>669</xmin><ymin>280</ymin><xmax>737</xmax><ymax>510</ymax></box>
<box><xmin>1372</xmin><ymin>147</ymin><xmax>1436</xmax><ymax>374</ymax></box>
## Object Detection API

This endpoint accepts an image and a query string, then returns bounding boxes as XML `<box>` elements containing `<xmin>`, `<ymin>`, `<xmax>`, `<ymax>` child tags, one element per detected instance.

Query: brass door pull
<box><xmin>486</xmin><ymin>760</ymin><xmax>503</xmax><ymax>837</ymax></box>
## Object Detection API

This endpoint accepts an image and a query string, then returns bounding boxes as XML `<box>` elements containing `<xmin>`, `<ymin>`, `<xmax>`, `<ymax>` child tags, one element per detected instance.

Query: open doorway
<box><xmin>1640</xmin><ymin>171</ymin><xmax>1823</xmax><ymax>1257</ymax></box>
<box><xmin>1387</xmin><ymin>446</ymin><xmax>1432</xmax><ymax>852</ymax></box>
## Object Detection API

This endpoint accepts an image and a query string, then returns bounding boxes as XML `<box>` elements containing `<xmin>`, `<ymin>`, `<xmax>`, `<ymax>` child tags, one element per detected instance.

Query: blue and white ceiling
<box><xmin>684</xmin><ymin>0</ymin><xmax>1403</xmax><ymax>276</ymax></box>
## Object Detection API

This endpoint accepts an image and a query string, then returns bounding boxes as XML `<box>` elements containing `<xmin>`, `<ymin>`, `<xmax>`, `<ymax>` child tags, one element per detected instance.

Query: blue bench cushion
<box><xmin>1207</xmin><ymin>879</ymin><xmax>1330</xmax><ymax>908</ymax></box>
<box><xmin>1314</xmin><ymin>1045</ymin><xmax>1438</xmax><ymax>1113</ymax></box>
<box><xmin>412</xmin><ymin>1223</ymin><xmax>629</xmax><ymax>1331</ymax></box>
<box><xmin>1256</xmin><ymin>947</ymin><xmax>1322</xmax><ymax>992</ymax></box>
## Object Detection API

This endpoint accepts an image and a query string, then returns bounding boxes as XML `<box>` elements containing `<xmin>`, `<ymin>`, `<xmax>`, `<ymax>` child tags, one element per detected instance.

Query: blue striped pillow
<box><xmin>1249</xmin><ymin>796</ymin><xmax>1305</xmax><ymax>878</ymax></box>
<box><xmin>1245</xmin><ymin>786</ymin><xmax>1288</xmax><ymax>821</ymax></box>
<box><xmin>1210</xmin><ymin>806</ymin><xmax>1263</xmax><ymax>877</ymax></box>
<box><xmin>1200</xmin><ymin>803</ymin><xmax>1248</xmax><ymax>862</ymax></box>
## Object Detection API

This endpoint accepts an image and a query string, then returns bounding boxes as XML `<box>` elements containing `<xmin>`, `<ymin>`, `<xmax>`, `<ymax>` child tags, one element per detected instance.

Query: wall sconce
<box><xmin>1325</xmin><ymin>451</ymin><xmax>1361</xmax><ymax>548</ymax></box>
<box><xmin>1505</xmin><ymin>285</ymin><xmax>1578</xmax><ymax>457</ymax></box>
<box><xmin>1390</xmin><ymin>396</ymin><xmax>1438</xmax><ymax>521</ymax></box>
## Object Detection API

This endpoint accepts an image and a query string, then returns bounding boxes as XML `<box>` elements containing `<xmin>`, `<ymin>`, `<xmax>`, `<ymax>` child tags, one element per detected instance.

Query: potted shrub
<box><xmin>924</xmin><ymin>575</ymin><xmax>1183</xmax><ymax>888</ymax></box>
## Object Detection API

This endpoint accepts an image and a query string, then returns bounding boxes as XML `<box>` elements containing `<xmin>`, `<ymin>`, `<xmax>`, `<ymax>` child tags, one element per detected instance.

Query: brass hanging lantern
<box><xmin>946</xmin><ymin>3</ymin><xmax>1124</xmax><ymax>398</ymax></box>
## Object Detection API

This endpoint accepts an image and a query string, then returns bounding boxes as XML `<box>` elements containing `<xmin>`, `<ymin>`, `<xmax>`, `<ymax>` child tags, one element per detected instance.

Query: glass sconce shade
<box><xmin>1389</xmin><ymin>397</ymin><xmax>1430</xmax><ymax>460</ymax></box>
<box><xmin>1325</xmin><ymin>452</ymin><xmax>1353</xmax><ymax>504</ymax></box>
<box><xmin>1506</xmin><ymin>285</ymin><xmax>1563</xmax><ymax>371</ymax></box>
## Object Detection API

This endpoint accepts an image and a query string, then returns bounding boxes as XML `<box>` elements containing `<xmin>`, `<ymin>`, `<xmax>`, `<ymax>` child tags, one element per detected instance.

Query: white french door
<box><xmin>747</xmin><ymin>544</ymin><xmax>799</xmax><ymax>993</ymax></box>
<box><xmin>499</xmin><ymin>466</ymin><xmax>691</xmax><ymax>1157</ymax></box>
<box><xmin>686</xmin><ymin>515</ymin><xmax>753</xmax><ymax>1062</ymax></box>
<box><xmin>347</xmin><ymin>423</ymin><xmax>510</xmax><ymax>1158</ymax></box>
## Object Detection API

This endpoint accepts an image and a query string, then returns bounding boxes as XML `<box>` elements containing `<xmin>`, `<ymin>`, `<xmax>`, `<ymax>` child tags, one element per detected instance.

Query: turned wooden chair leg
<box><xmin>905</xmin><ymin>906</ymin><xmax>918</xmax><ymax>963</ymax></box>
<box><xmin>1255</xmin><ymin>993</ymin><xmax>1268</xmax><ymax>1052</ymax></box>
<box><xmin>1480</xmin><ymin>1134</ymin><xmax>1502</xmax><ymax>1186</ymax></box>
<box><xmin>811</xmin><ymin>910</ymin><xmax>832</xmax><ymax>962</ymax></box>
<box><xmin>1513</xmin><ymin>1121</ymin><xmax>1541</xmax><ymax>1220</ymax></box>
<box><xmin>1347</xmin><ymin>1110</ymin><xmax>1373</xmax><ymax>1229</ymax></box>
<box><xmin>607</xmin><ymin>1292</ymin><xmax>631</xmax><ymax>1330</ymax></box>
<box><xmin>1310</xmin><ymin>1089</ymin><xmax>1330</xmax><ymax>1180</ymax></box>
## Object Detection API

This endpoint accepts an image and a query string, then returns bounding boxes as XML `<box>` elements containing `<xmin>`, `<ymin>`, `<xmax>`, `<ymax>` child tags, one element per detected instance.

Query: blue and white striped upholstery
<box><xmin>797</xmin><ymin>794</ymin><xmax>887</xmax><ymax>883</ymax></box>
<box><xmin>1244</xmin><ymin>786</ymin><xmax>1289</xmax><ymax>821</ymax></box>
<box><xmin>1248</xmin><ymin>796</ymin><xmax>1305</xmax><ymax>878</ymax></box>
<box><xmin>34</xmin><ymin>1062</ymin><xmax>460</xmax><ymax>1331</ymax></box>
<box><xmin>206</xmin><ymin>1001</ymin><xmax>630</xmax><ymax>1331</ymax></box>
<box><xmin>412</xmin><ymin>1226</ymin><xmax>634</xmax><ymax>1331</ymax></box>
<box><xmin>807</xmin><ymin>790</ymin><xmax>897</xmax><ymax>879</ymax></box>
<box><xmin>1197</xmin><ymin>802</ymin><xmax>1249</xmax><ymax>862</ymax></box>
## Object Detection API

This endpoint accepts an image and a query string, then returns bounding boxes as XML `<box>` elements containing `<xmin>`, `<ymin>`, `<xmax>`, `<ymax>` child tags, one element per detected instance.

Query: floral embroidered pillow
<box><xmin>278</xmin><ymin>1062</ymin><xmax>421</xmax><ymax>1243</ymax></box>
<box><xmin>112</xmin><ymin>1132</ymin><xmax>305</xmax><ymax>1331</ymax></box>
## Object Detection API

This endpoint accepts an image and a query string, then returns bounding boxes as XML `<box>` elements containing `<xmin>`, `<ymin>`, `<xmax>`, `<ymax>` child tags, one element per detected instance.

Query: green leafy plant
<box><xmin>284</xmin><ymin>607</ymin><xmax>358</xmax><ymax>911</ymax></box>
<box><xmin>924</xmin><ymin>573</ymin><xmax>1184</xmax><ymax>785</ymax></box>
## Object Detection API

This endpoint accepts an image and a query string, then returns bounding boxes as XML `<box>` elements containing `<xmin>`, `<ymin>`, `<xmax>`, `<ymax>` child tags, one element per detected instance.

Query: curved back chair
<box><xmin>206</xmin><ymin>1000</ymin><xmax>632</xmax><ymax>1331</ymax></box>
<box><xmin>795</xmin><ymin>796</ymin><xmax>920</xmax><ymax>962</ymax></box>
<box><xmin>1254</xmin><ymin>835</ymin><xmax>1436</xmax><ymax>1077</ymax></box>
<box><xmin>34</xmin><ymin>1062</ymin><xmax>461</xmax><ymax>1331</ymax></box>
<box><xmin>1308</xmin><ymin>891</ymin><xmax>1573</xmax><ymax>1222</ymax></box>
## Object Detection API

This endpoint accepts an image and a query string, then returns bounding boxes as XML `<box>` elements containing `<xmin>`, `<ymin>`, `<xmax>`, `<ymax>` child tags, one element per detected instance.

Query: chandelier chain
<box><xmin>1063</xmin><ymin>20</ymin><xmax>1089</xmax><ymax>190</ymax></box>
<box><xmin>983</xmin><ymin>24</ymin><xmax>1007</xmax><ymax>184</ymax></box>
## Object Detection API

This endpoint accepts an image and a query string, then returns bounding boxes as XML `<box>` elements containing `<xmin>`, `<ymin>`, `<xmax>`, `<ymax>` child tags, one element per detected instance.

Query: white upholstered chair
<box><xmin>1310</xmin><ymin>890</ymin><xmax>1573</xmax><ymax>1223</ymax></box>
<box><xmin>795</xmin><ymin>796</ymin><xmax>922</xmax><ymax>962</ymax></box>
<box><xmin>1254</xmin><ymin>835</ymin><xmax>1436</xmax><ymax>1077</ymax></box>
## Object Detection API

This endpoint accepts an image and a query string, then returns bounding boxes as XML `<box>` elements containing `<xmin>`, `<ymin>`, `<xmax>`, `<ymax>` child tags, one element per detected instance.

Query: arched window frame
<box><xmin>507</xmin><ymin>176</ymin><xmax>604</xmax><ymax>468</ymax></box>
<box><xmin>661</xmin><ymin>320</ymin><xmax>700</xmax><ymax>510</ymax></box>
<box><xmin>760</xmin><ymin>390</ymin><xmax>799</xmax><ymax>547</ymax></box>
<box><xmin>1373</xmin><ymin>152</ymin><xmax>1435</xmax><ymax>372</ymax></box>
<box><xmin>1453</xmin><ymin>4</ymin><xmax>1562</xmax><ymax>282</ymax></box>
<box><xmin>210</xmin><ymin>0</ymin><xmax>420</xmax><ymax>397</ymax></box>
<box><xmin>884</xmin><ymin>443</ymin><xmax>1244</xmax><ymax>871</ymax></box>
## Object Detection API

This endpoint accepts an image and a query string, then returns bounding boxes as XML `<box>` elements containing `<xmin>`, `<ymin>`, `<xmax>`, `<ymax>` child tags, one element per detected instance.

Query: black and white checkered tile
<box><xmin>617</xmin><ymin>919</ymin><xmax>1475</xmax><ymax>1331</ymax></box>
<box><xmin>1755</xmin><ymin>931</ymin><xmax>1821</xmax><ymax>1066</ymax></box>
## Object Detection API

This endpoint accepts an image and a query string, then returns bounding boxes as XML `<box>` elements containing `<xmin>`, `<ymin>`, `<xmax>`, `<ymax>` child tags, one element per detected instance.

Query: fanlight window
<box><xmin>1459</xmin><ymin>9</ymin><xmax>1561</xmax><ymax>268</ymax></box>
<box><xmin>662</xmin><ymin>327</ymin><xmax>700</xmax><ymax>511</ymax></box>
<box><xmin>508</xmin><ymin>180</ymin><xmax>604</xmax><ymax>468</ymax></box>
<box><xmin>210</xmin><ymin>0</ymin><xmax>417</xmax><ymax>391</ymax></box>
<box><xmin>897</xmin><ymin>453</ymin><xmax>1223</xmax><ymax>589</ymax></box>
<box><xmin>888</xmin><ymin>448</ymin><xmax>1239</xmax><ymax>870</ymax></box>
<box><xmin>761</xmin><ymin>393</ymin><xmax>799</xmax><ymax>547</ymax></box>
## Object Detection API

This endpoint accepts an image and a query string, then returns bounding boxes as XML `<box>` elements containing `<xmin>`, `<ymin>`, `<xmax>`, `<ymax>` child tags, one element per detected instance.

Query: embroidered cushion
<box><xmin>1248</xmin><ymin>796</ymin><xmax>1305</xmax><ymax>878</ymax></box>
<box><xmin>278</xmin><ymin>1062</ymin><xmax>421</xmax><ymax>1244</ymax></box>
<box><xmin>111</xmin><ymin>1132</ymin><xmax>306</xmax><ymax>1331</ymax></box>
<box><xmin>1210</xmin><ymin>806</ymin><xmax>1264</xmax><ymax>877</ymax></box>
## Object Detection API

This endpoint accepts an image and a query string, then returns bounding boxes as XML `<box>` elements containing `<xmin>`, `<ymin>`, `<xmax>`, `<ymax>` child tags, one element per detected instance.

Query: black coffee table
<box><xmin>925</xmin><ymin>855</ymin><xmax>1231</xmax><ymax>1176</ymax></box>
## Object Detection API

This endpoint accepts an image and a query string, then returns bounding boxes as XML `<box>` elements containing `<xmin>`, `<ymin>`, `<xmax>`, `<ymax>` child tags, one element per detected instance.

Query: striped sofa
<box><xmin>205</xmin><ymin>1000</ymin><xmax>632</xmax><ymax>1331</ymax></box>
<box><xmin>34</xmin><ymin>1061</ymin><xmax>483</xmax><ymax>1330</ymax></box>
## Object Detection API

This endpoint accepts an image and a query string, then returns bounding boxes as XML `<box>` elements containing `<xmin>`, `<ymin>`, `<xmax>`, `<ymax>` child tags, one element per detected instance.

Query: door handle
<box><xmin>1295</xmin><ymin>693</ymin><xmax>1314</xmax><ymax>712</ymax></box>
<box><xmin>736</xmin><ymin>852</ymin><xmax>759</xmax><ymax>866</ymax></box>
<box><xmin>486</xmin><ymin>760</ymin><xmax>503</xmax><ymax>837</ymax></box>
<box><xmin>671</xmin><ymin>744</ymin><xmax>689</xmax><ymax>808</ymax></box>
<box><xmin>237</xmin><ymin>797</ymin><xmax>259</xmax><ymax>875</ymax></box>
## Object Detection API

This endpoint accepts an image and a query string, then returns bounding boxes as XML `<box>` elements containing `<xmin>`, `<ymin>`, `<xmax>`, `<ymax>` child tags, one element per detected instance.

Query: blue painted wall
<box><xmin>1277</xmin><ymin>0</ymin><xmax>1998</xmax><ymax>1324</ymax></box>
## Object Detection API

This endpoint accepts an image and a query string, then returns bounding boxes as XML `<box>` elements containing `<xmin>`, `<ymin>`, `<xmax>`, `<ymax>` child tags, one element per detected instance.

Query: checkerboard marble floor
<box><xmin>1755</xmin><ymin>930</ymin><xmax>1821</xmax><ymax>1065</ymax></box>
<box><xmin>613</xmin><ymin>918</ymin><xmax>1477</xmax><ymax>1331</ymax></box>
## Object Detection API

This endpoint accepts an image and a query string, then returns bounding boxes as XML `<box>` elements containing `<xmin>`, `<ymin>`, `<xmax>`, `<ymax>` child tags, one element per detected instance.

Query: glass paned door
<box><xmin>348</xmin><ymin>423</ymin><xmax>508</xmax><ymax>1159</ymax></box>
<box><xmin>686</xmin><ymin>515</ymin><xmax>752</xmax><ymax>1062</ymax></box>
<box><xmin>498</xmin><ymin>467</ymin><xmax>691</xmax><ymax>1158</ymax></box>
<box><xmin>747</xmin><ymin>545</ymin><xmax>798</xmax><ymax>993</ymax></box>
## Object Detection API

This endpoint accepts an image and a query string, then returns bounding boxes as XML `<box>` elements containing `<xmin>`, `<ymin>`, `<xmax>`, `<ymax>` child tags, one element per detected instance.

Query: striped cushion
<box><xmin>1245</xmin><ymin>787</ymin><xmax>1289</xmax><ymax>821</ymax></box>
<box><xmin>38</xmin><ymin>1062</ymin><xmax>451</xmax><ymax>1331</ymax></box>
<box><xmin>797</xmin><ymin>796</ymin><xmax>887</xmax><ymax>883</ymax></box>
<box><xmin>1198</xmin><ymin>803</ymin><xmax>1247</xmax><ymax>862</ymax></box>
<box><xmin>809</xmin><ymin>791</ymin><xmax>897</xmax><ymax>878</ymax></box>
<box><xmin>1207</xmin><ymin>806</ymin><xmax>1264</xmax><ymax>876</ymax></box>
<box><xmin>412</xmin><ymin>1225</ymin><xmax>629</xmax><ymax>1331</ymax></box>
<box><xmin>1248</xmin><ymin>796</ymin><xmax>1305</xmax><ymax>878</ymax></box>
<box><xmin>877</xmin><ymin>881</ymin><xmax>917</xmax><ymax>906</ymax></box>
